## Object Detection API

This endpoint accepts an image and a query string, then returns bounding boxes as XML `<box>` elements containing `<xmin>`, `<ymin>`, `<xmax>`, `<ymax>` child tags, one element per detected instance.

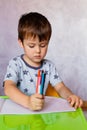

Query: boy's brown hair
<box><xmin>18</xmin><ymin>12</ymin><xmax>52</xmax><ymax>42</ymax></box>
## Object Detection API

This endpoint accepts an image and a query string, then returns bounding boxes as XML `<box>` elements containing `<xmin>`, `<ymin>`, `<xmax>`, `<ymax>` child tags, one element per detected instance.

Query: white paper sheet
<box><xmin>0</xmin><ymin>96</ymin><xmax>75</xmax><ymax>114</ymax></box>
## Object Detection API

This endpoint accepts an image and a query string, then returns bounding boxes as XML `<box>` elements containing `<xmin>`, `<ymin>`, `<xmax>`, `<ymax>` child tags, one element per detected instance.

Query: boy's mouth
<box><xmin>34</xmin><ymin>55</ymin><xmax>41</xmax><ymax>58</ymax></box>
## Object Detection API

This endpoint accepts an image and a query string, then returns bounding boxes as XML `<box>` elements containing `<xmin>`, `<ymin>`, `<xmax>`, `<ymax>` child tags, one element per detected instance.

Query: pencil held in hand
<box><xmin>36</xmin><ymin>70</ymin><xmax>41</xmax><ymax>93</ymax></box>
<box><xmin>36</xmin><ymin>70</ymin><xmax>45</xmax><ymax>95</ymax></box>
<box><xmin>40</xmin><ymin>70</ymin><xmax>45</xmax><ymax>94</ymax></box>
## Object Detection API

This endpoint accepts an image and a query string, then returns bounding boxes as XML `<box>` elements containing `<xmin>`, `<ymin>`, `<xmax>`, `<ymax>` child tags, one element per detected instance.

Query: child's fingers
<box><xmin>67</xmin><ymin>96</ymin><xmax>83</xmax><ymax>109</ymax></box>
<box><xmin>67</xmin><ymin>97</ymin><xmax>72</xmax><ymax>103</ymax></box>
<box><xmin>67</xmin><ymin>97</ymin><xmax>76</xmax><ymax>108</ymax></box>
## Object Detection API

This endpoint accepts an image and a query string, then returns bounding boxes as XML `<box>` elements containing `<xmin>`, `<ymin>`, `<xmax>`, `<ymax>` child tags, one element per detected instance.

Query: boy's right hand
<box><xmin>28</xmin><ymin>93</ymin><xmax>44</xmax><ymax>111</ymax></box>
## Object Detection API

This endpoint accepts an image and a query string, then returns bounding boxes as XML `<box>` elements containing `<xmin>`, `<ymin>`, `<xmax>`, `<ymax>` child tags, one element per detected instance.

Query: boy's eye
<box><xmin>28</xmin><ymin>44</ymin><xmax>35</xmax><ymax>48</ymax></box>
<box><xmin>40</xmin><ymin>44</ymin><xmax>47</xmax><ymax>48</ymax></box>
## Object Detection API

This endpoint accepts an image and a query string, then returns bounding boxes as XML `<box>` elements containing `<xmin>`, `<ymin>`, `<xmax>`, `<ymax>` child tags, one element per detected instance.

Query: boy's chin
<box><xmin>34</xmin><ymin>59</ymin><xmax>42</xmax><ymax>63</ymax></box>
<box><xmin>32</xmin><ymin>61</ymin><xmax>42</xmax><ymax>66</ymax></box>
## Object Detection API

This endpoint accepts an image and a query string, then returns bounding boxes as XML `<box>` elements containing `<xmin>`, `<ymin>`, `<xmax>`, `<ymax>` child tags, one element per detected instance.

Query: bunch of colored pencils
<box><xmin>36</xmin><ymin>70</ymin><xmax>46</xmax><ymax>94</ymax></box>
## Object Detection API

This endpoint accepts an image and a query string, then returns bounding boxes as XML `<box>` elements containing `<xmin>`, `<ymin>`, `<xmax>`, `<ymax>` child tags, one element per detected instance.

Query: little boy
<box><xmin>4</xmin><ymin>12</ymin><xmax>83</xmax><ymax>111</ymax></box>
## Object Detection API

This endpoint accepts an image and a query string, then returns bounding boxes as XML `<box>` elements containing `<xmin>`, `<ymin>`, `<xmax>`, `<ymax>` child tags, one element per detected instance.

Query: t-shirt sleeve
<box><xmin>4</xmin><ymin>59</ymin><xmax>19</xmax><ymax>84</ymax></box>
<box><xmin>49</xmin><ymin>62</ymin><xmax>62</xmax><ymax>87</ymax></box>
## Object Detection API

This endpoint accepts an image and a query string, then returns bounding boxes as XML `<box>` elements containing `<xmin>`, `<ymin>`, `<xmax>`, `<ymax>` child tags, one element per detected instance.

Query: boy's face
<box><xmin>19</xmin><ymin>36</ymin><xmax>48</xmax><ymax>67</ymax></box>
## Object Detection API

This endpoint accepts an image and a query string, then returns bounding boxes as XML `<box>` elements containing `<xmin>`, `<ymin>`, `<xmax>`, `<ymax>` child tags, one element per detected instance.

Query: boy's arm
<box><xmin>54</xmin><ymin>82</ymin><xmax>83</xmax><ymax>109</ymax></box>
<box><xmin>4</xmin><ymin>80</ymin><xmax>44</xmax><ymax>110</ymax></box>
<box><xmin>54</xmin><ymin>82</ymin><xmax>73</xmax><ymax>98</ymax></box>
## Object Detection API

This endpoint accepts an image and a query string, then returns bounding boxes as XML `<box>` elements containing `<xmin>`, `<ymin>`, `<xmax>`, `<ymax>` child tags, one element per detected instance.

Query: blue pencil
<box><xmin>40</xmin><ymin>71</ymin><xmax>45</xmax><ymax>94</ymax></box>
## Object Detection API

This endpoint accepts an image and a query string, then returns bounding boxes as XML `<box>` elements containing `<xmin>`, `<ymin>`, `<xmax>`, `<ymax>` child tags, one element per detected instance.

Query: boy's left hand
<box><xmin>67</xmin><ymin>94</ymin><xmax>83</xmax><ymax>109</ymax></box>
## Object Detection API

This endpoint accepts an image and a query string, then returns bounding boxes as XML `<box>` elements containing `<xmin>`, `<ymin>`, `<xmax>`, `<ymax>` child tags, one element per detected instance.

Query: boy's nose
<box><xmin>36</xmin><ymin>45</ymin><xmax>41</xmax><ymax>53</ymax></box>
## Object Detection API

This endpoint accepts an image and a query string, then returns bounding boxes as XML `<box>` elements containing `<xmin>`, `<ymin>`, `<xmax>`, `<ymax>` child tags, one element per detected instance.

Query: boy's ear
<box><xmin>18</xmin><ymin>39</ymin><xmax>23</xmax><ymax>48</ymax></box>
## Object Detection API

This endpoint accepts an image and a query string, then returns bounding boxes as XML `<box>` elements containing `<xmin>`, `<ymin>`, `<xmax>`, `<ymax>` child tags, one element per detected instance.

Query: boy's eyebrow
<box><xmin>27</xmin><ymin>40</ymin><xmax>48</xmax><ymax>44</ymax></box>
<box><xmin>40</xmin><ymin>40</ymin><xmax>48</xmax><ymax>43</ymax></box>
<box><xmin>40</xmin><ymin>41</ymin><xmax>48</xmax><ymax>44</ymax></box>
<box><xmin>25</xmin><ymin>41</ymin><xmax>36</xmax><ymax>44</ymax></box>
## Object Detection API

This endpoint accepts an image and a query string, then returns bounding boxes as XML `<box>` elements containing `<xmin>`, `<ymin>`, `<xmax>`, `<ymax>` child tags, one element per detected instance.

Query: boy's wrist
<box><xmin>22</xmin><ymin>95</ymin><xmax>30</xmax><ymax>109</ymax></box>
